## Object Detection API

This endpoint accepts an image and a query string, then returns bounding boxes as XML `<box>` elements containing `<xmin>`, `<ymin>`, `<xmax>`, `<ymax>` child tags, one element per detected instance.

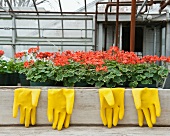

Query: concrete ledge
<box><xmin>1</xmin><ymin>126</ymin><xmax>170</xmax><ymax>136</ymax></box>
<box><xmin>0</xmin><ymin>87</ymin><xmax>170</xmax><ymax>126</ymax></box>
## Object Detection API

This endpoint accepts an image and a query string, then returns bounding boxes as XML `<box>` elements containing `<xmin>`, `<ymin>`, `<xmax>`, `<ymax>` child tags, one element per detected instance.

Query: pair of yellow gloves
<box><xmin>99</xmin><ymin>88</ymin><xmax>161</xmax><ymax>128</ymax></box>
<box><xmin>13</xmin><ymin>88</ymin><xmax>74</xmax><ymax>130</ymax></box>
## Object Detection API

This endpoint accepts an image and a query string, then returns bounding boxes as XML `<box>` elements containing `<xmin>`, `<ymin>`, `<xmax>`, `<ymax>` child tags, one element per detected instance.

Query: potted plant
<box><xmin>0</xmin><ymin>50</ymin><xmax>7</xmax><ymax>86</ymax></box>
<box><xmin>0</xmin><ymin>50</ymin><xmax>19</xmax><ymax>86</ymax></box>
<box><xmin>22</xmin><ymin>48</ymin><xmax>56</xmax><ymax>86</ymax></box>
<box><xmin>25</xmin><ymin>60</ymin><xmax>55</xmax><ymax>86</ymax></box>
<box><xmin>15</xmin><ymin>51</ymin><xmax>30</xmax><ymax>86</ymax></box>
<box><xmin>16</xmin><ymin>46</ymin><xmax>170</xmax><ymax>88</ymax></box>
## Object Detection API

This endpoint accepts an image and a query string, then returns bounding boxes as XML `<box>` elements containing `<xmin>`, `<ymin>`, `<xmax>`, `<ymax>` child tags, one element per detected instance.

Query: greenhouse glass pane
<box><xmin>16</xmin><ymin>19</ymin><xmax>39</xmax><ymax>37</ymax></box>
<box><xmin>16</xmin><ymin>46</ymin><xmax>60</xmax><ymax>53</ymax></box>
<box><xmin>16</xmin><ymin>19</ymin><xmax>38</xmax><ymax>28</ymax></box>
<box><xmin>0</xmin><ymin>19</ymin><xmax>12</xmax><ymax>36</ymax></box>
<box><xmin>0</xmin><ymin>45</ymin><xmax>13</xmax><ymax>58</ymax></box>
<box><xmin>39</xmin><ymin>20</ymin><xmax>62</xmax><ymax>37</ymax></box>
<box><xmin>36</xmin><ymin>0</ymin><xmax>103</xmax><ymax>12</ymax></box>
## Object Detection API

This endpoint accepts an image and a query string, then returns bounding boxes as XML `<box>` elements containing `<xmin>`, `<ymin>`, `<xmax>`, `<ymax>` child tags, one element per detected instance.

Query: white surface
<box><xmin>0</xmin><ymin>126</ymin><xmax>170</xmax><ymax>136</ymax></box>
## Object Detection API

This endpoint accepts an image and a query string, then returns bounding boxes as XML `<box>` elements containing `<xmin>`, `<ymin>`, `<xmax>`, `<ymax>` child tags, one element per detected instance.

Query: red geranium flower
<box><xmin>28</xmin><ymin>46</ymin><xmax>39</xmax><ymax>54</ymax></box>
<box><xmin>0</xmin><ymin>50</ymin><xmax>4</xmax><ymax>57</ymax></box>
<box><xmin>15</xmin><ymin>52</ymin><xmax>25</xmax><ymax>59</ymax></box>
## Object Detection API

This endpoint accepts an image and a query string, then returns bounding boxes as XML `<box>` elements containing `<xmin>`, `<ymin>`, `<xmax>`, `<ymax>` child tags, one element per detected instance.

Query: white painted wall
<box><xmin>143</xmin><ymin>26</ymin><xmax>161</xmax><ymax>56</ymax></box>
<box><xmin>106</xmin><ymin>25</ymin><xmax>114</xmax><ymax>50</ymax></box>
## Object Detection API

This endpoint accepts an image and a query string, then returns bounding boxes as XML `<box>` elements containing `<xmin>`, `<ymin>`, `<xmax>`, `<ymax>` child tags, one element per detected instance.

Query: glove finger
<box><xmin>64</xmin><ymin>114</ymin><xmax>71</xmax><ymax>128</ymax></box>
<box><xmin>63</xmin><ymin>89</ymin><xmax>75</xmax><ymax>114</ymax></box>
<box><xmin>20</xmin><ymin>107</ymin><xmax>25</xmax><ymax>125</ymax></box>
<box><xmin>113</xmin><ymin>106</ymin><xmax>119</xmax><ymax>126</ymax></box>
<box><xmin>58</xmin><ymin>112</ymin><xmax>66</xmax><ymax>131</ymax></box>
<box><xmin>31</xmin><ymin>89</ymin><xmax>41</xmax><ymax>107</ymax></box>
<box><xmin>13</xmin><ymin>103</ymin><xmax>19</xmax><ymax>118</ymax></box>
<box><xmin>149</xmin><ymin>105</ymin><xmax>156</xmax><ymax>124</ymax></box>
<box><xmin>137</xmin><ymin>109</ymin><xmax>144</xmax><ymax>127</ymax></box>
<box><xmin>52</xmin><ymin>110</ymin><xmax>59</xmax><ymax>129</ymax></box>
<box><xmin>25</xmin><ymin>108</ymin><xmax>31</xmax><ymax>127</ymax></box>
<box><xmin>48</xmin><ymin>107</ymin><xmax>54</xmax><ymax>123</ymax></box>
<box><xmin>154</xmin><ymin>102</ymin><xmax>161</xmax><ymax>117</ymax></box>
<box><xmin>143</xmin><ymin>108</ymin><xmax>153</xmax><ymax>128</ymax></box>
<box><xmin>13</xmin><ymin>94</ymin><xmax>19</xmax><ymax>118</ymax></box>
<box><xmin>48</xmin><ymin>89</ymin><xmax>55</xmax><ymax>122</ymax></box>
<box><xmin>154</xmin><ymin>90</ymin><xmax>161</xmax><ymax>117</ymax></box>
<box><xmin>106</xmin><ymin>108</ymin><xmax>112</xmax><ymax>128</ymax></box>
<box><xmin>31</xmin><ymin>107</ymin><xmax>36</xmax><ymax>125</ymax></box>
<box><xmin>100</xmin><ymin>108</ymin><xmax>107</xmax><ymax>126</ymax></box>
<box><xmin>119</xmin><ymin>104</ymin><xmax>124</xmax><ymax>120</ymax></box>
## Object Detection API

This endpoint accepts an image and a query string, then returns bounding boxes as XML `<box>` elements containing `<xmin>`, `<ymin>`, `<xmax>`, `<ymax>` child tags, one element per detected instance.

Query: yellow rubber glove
<box><xmin>47</xmin><ymin>89</ymin><xmax>74</xmax><ymax>130</ymax></box>
<box><xmin>99</xmin><ymin>88</ymin><xmax>125</xmax><ymax>128</ymax></box>
<box><xmin>132</xmin><ymin>88</ymin><xmax>161</xmax><ymax>128</ymax></box>
<box><xmin>13</xmin><ymin>88</ymin><xmax>41</xmax><ymax>127</ymax></box>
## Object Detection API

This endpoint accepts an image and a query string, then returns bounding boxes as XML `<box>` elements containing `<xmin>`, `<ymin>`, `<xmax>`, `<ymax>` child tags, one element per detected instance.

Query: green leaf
<box><xmin>68</xmin><ymin>76</ymin><xmax>79</xmax><ymax>83</ymax></box>
<box><xmin>106</xmin><ymin>81</ymin><xmax>116</xmax><ymax>88</ymax></box>
<box><xmin>113</xmin><ymin>76</ymin><xmax>122</xmax><ymax>83</ymax></box>
<box><xmin>95</xmin><ymin>81</ymin><xmax>104</xmax><ymax>87</ymax></box>
<box><xmin>129</xmin><ymin>81</ymin><xmax>138</xmax><ymax>87</ymax></box>
<box><xmin>141</xmin><ymin>79</ymin><xmax>152</xmax><ymax>84</ymax></box>
<box><xmin>144</xmin><ymin>72</ymin><xmax>154</xmax><ymax>78</ymax></box>
<box><xmin>136</xmin><ymin>75</ymin><xmax>143</xmax><ymax>81</ymax></box>
<box><xmin>67</xmin><ymin>71</ymin><xmax>74</xmax><ymax>77</ymax></box>
<box><xmin>136</xmin><ymin>69</ymin><xmax>144</xmax><ymax>73</ymax></box>
<box><xmin>55</xmin><ymin>74</ymin><xmax>63</xmax><ymax>81</ymax></box>
<box><xmin>158</xmin><ymin>68</ymin><xmax>169</xmax><ymax>77</ymax></box>
<box><xmin>153</xmin><ymin>74</ymin><xmax>162</xmax><ymax>82</ymax></box>
<box><xmin>87</xmin><ymin>80</ymin><xmax>95</xmax><ymax>85</ymax></box>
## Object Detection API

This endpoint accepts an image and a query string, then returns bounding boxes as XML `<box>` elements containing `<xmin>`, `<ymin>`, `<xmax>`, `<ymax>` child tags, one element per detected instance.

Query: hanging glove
<box><xmin>99</xmin><ymin>88</ymin><xmax>125</xmax><ymax>128</ymax></box>
<box><xmin>132</xmin><ymin>88</ymin><xmax>161</xmax><ymax>128</ymax></box>
<box><xmin>47</xmin><ymin>88</ymin><xmax>74</xmax><ymax>130</ymax></box>
<box><xmin>13</xmin><ymin>88</ymin><xmax>41</xmax><ymax>127</ymax></box>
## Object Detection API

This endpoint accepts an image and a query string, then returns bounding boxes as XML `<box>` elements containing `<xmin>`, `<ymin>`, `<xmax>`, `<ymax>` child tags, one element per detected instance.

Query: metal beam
<box><xmin>0</xmin><ymin>43</ymin><xmax>94</xmax><ymax>46</ymax></box>
<box><xmin>1</xmin><ymin>12</ymin><xmax>168</xmax><ymax>22</ymax></box>
<box><xmin>0</xmin><ymin>27</ymin><xmax>94</xmax><ymax>30</ymax></box>
<box><xmin>130</xmin><ymin>0</ymin><xmax>136</xmax><ymax>51</ymax></box>
<box><xmin>32</xmin><ymin>0</ymin><xmax>39</xmax><ymax>15</ymax></box>
<box><xmin>84</xmin><ymin>0</ymin><xmax>87</xmax><ymax>13</ymax></box>
<box><xmin>2</xmin><ymin>0</ymin><xmax>17</xmax><ymax>57</ymax></box>
<box><xmin>12</xmin><ymin>16</ymin><xmax>16</xmax><ymax>57</ymax></box>
<box><xmin>32</xmin><ymin>0</ymin><xmax>41</xmax><ymax>38</ymax></box>
<box><xmin>97</xmin><ymin>13</ymin><xmax>168</xmax><ymax>22</ymax></box>
<box><xmin>153</xmin><ymin>27</ymin><xmax>157</xmax><ymax>55</ymax></box>
<box><xmin>136</xmin><ymin>0</ymin><xmax>148</xmax><ymax>18</ymax></box>
<box><xmin>58</xmin><ymin>0</ymin><xmax>64</xmax><ymax>51</ymax></box>
<box><xmin>159</xmin><ymin>0</ymin><xmax>170</xmax><ymax>12</ymax></box>
<box><xmin>58</xmin><ymin>0</ymin><xmax>62</xmax><ymax>13</ymax></box>
<box><xmin>0</xmin><ymin>11</ymin><xmax>96</xmax><ymax>14</ymax></box>
<box><xmin>4</xmin><ymin>0</ymin><xmax>13</xmax><ymax>12</ymax></box>
<box><xmin>85</xmin><ymin>0</ymin><xmax>87</xmax><ymax>51</ymax></box>
<box><xmin>166</xmin><ymin>11</ymin><xmax>170</xmax><ymax>57</ymax></box>
<box><xmin>0</xmin><ymin>36</ymin><xmax>92</xmax><ymax>41</ymax></box>
<box><xmin>115</xmin><ymin>0</ymin><xmax>119</xmax><ymax>46</ymax></box>
<box><xmin>14</xmin><ymin>15</ymin><xmax>93</xmax><ymax>20</ymax></box>
<box><xmin>15</xmin><ymin>38</ymin><xmax>93</xmax><ymax>42</ymax></box>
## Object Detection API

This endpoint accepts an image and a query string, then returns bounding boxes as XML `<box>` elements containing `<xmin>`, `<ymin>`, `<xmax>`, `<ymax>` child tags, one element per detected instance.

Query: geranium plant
<box><xmin>15</xmin><ymin>46</ymin><xmax>170</xmax><ymax>87</ymax></box>
<box><xmin>25</xmin><ymin>59</ymin><xmax>55</xmax><ymax>82</ymax></box>
<box><xmin>14</xmin><ymin>51</ymin><xmax>27</xmax><ymax>74</ymax></box>
<box><xmin>21</xmin><ymin>47</ymin><xmax>55</xmax><ymax>83</ymax></box>
<box><xmin>0</xmin><ymin>50</ymin><xmax>16</xmax><ymax>74</ymax></box>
